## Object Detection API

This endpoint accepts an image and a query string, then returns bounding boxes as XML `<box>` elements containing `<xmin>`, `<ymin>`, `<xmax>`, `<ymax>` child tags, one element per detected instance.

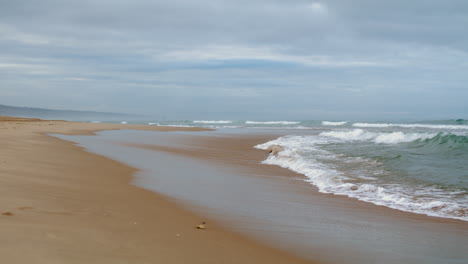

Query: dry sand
<box><xmin>0</xmin><ymin>116</ymin><xmax>317</xmax><ymax>264</ymax></box>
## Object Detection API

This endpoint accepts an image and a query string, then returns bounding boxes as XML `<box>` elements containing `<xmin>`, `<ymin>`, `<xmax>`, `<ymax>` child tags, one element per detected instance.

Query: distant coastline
<box><xmin>0</xmin><ymin>104</ymin><xmax>143</xmax><ymax>121</ymax></box>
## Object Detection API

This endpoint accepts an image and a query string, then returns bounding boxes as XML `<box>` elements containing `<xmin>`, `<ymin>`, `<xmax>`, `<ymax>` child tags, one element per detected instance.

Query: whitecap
<box><xmin>320</xmin><ymin>129</ymin><xmax>438</xmax><ymax>144</ymax></box>
<box><xmin>246</xmin><ymin>121</ymin><xmax>300</xmax><ymax>125</ymax></box>
<box><xmin>322</xmin><ymin>121</ymin><xmax>348</xmax><ymax>126</ymax></box>
<box><xmin>352</xmin><ymin>123</ymin><xmax>468</xmax><ymax>130</ymax></box>
<box><xmin>193</xmin><ymin>120</ymin><xmax>233</xmax><ymax>124</ymax></box>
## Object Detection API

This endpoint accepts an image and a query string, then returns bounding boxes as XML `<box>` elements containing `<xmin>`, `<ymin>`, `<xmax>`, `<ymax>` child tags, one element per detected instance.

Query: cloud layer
<box><xmin>1</xmin><ymin>0</ymin><xmax>467</xmax><ymax>119</ymax></box>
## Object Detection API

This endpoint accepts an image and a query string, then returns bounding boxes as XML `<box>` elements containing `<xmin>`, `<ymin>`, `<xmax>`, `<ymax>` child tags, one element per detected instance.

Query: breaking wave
<box><xmin>193</xmin><ymin>120</ymin><xmax>233</xmax><ymax>124</ymax></box>
<box><xmin>411</xmin><ymin>133</ymin><xmax>468</xmax><ymax>151</ymax></box>
<box><xmin>320</xmin><ymin>129</ymin><xmax>438</xmax><ymax>144</ymax></box>
<box><xmin>255</xmin><ymin>135</ymin><xmax>467</xmax><ymax>221</ymax></box>
<box><xmin>322</xmin><ymin>121</ymin><xmax>348</xmax><ymax>126</ymax></box>
<box><xmin>352</xmin><ymin>123</ymin><xmax>468</xmax><ymax>130</ymax></box>
<box><xmin>246</xmin><ymin>121</ymin><xmax>300</xmax><ymax>125</ymax></box>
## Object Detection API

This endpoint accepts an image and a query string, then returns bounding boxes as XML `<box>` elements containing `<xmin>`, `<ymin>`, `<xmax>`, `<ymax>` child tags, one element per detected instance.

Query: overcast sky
<box><xmin>1</xmin><ymin>0</ymin><xmax>467</xmax><ymax>120</ymax></box>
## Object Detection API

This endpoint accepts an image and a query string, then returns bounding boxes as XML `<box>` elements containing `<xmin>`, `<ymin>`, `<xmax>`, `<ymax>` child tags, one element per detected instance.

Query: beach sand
<box><xmin>0</xmin><ymin>116</ymin><xmax>316</xmax><ymax>264</ymax></box>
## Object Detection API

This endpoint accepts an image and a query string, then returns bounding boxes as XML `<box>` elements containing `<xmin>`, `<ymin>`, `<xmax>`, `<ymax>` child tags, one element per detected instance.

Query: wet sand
<box><xmin>134</xmin><ymin>132</ymin><xmax>467</xmax><ymax>225</ymax></box>
<box><xmin>0</xmin><ymin>117</ymin><xmax>316</xmax><ymax>264</ymax></box>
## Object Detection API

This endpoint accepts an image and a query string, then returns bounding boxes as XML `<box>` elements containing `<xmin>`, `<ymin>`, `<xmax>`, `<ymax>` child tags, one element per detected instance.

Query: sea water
<box><xmin>86</xmin><ymin>118</ymin><xmax>468</xmax><ymax>221</ymax></box>
<box><xmin>256</xmin><ymin>121</ymin><xmax>468</xmax><ymax>221</ymax></box>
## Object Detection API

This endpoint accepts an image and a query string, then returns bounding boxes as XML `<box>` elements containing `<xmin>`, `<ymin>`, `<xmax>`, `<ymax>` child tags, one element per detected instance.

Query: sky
<box><xmin>1</xmin><ymin>0</ymin><xmax>467</xmax><ymax>120</ymax></box>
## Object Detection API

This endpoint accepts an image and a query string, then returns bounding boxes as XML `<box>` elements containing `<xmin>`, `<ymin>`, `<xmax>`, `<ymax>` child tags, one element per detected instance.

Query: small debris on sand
<box><xmin>195</xmin><ymin>221</ymin><xmax>207</xmax><ymax>229</ymax></box>
<box><xmin>2</xmin><ymin>212</ymin><xmax>14</xmax><ymax>216</ymax></box>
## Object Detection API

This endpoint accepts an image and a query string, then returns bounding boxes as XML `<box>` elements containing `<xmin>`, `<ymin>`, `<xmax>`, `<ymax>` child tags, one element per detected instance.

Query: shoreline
<box><xmin>137</xmin><ymin>133</ymin><xmax>467</xmax><ymax>225</ymax></box>
<box><xmin>0</xmin><ymin>117</ymin><xmax>315</xmax><ymax>263</ymax></box>
<box><xmin>116</xmin><ymin>130</ymin><xmax>467</xmax><ymax>263</ymax></box>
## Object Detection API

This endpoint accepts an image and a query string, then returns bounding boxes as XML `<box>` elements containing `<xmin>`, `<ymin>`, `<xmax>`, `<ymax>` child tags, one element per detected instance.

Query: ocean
<box><xmin>89</xmin><ymin>118</ymin><xmax>468</xmax><ymax>221</ymax></box>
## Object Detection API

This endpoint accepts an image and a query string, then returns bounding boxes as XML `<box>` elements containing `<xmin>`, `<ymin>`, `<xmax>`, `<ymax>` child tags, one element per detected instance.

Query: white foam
<box><xmin>249</xmin><ymin>126</ymin><xmax>321</xmax><ymax>130</ymax></box>
<box><xmin>246</xmin><ymin>121</ymin><xmax>300</xmax><ymax>125</ymax></box>
<box><xmin>147</xmin><ymin>122</ymin><xmax>160</xmax><ymax>126</ymax></box>
<box><xmin>193</xmin><ymin>120</ymin><xmax>233</xmax><ymax>124</ymax></box>
<box><xmin>320</xmin><ymin>129</ymin><xmax>375</xmax><ymax>141</ymax></box>
<box><xmin>322</xmin><ymin>121</ymin><xmax>348</xmax><ymax>126</ymax></box>
<box><xmin>255</xmin><ymin>135</ymin><xmax>467</xmax><ymax>221</ymax></box>
<box><xmin>121</xmin><ymin>121</ymin><xmax>128</xmax><ymax>124</ymax></box>
<box><xmin>201</xmin><ymin>125</ymin><xmax>243</xmax><ymax>129</ymax></box>
<box><xmin>374</xmin><ymin>132</ymin><xmax>435</xmax><ymax>144</ymax></box>
<box><xmin>256</xmin><ymin>136</ymin><xmax>345</xmax><ymax>192</ymax></box>
<box><xmin>352</xmin><ymin>123</ymin><xmax>468</xmax><ymax>130</ymax></box>
<box><xmin>320</xmin><ymin>129</ymin><xmax>437</xmax><ymax>144</ymax></box>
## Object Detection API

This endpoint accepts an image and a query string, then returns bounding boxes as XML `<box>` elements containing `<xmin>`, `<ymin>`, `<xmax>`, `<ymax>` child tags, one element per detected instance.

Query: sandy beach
<box><xmin>2</xmin><ymin>0</ymin><xmax>466</xmax><ymax>262</ymax></box>
<box><xmin>0</xmin><ymin>116</ymin><xmax>316</xmax><ymax>264</ymax></box>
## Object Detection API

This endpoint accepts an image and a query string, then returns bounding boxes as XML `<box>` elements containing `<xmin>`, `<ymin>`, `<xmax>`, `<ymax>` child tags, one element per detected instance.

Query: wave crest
<box><xmin>193</xmin><ymin>120</ymin><xmax>233</xmax><ymax>124</ymax></box>
<box><xmin>412</xmin><ymin>133</ymin><xmax>468</xmax><ymax>151</ymax></box>
<box><xmin>352</xmin><ymin>123</ymin><xmax>468</xmax><ymax>130</ymax></box>
<box><xmin>322</xmin><ymin>121</ymin><xmax>348</xmax><ymax>126</ymax></box>
<box><xmin>320</xmin><ymin>129</ymin><xmax>437</xmax><ymax>144</ymax></box>
<box><xmin>246</xmin><ymin>121</ymin><xmax>300</xmax><ymax>125</ymax></box>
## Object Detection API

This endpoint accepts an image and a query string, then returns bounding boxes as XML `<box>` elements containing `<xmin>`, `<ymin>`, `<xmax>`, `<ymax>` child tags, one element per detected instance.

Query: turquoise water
<box><xmin>254</xmin><ymin>121</ymin><xmax>468</xmax><ymax>221</ymax></box>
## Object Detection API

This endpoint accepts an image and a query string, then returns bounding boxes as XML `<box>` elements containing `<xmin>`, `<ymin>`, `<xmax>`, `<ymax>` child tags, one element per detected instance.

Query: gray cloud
<box><xmin>0</xmin><ymin>0</ymin><xmax>467</xmax><ymax>119</ymax></box>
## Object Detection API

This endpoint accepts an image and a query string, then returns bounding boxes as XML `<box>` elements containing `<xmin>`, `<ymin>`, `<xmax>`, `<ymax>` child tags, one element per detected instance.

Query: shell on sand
<box><xmin>195</xmin><ymin>224</ymin><xmax>206</xmax><ymax>230</ymax></box>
